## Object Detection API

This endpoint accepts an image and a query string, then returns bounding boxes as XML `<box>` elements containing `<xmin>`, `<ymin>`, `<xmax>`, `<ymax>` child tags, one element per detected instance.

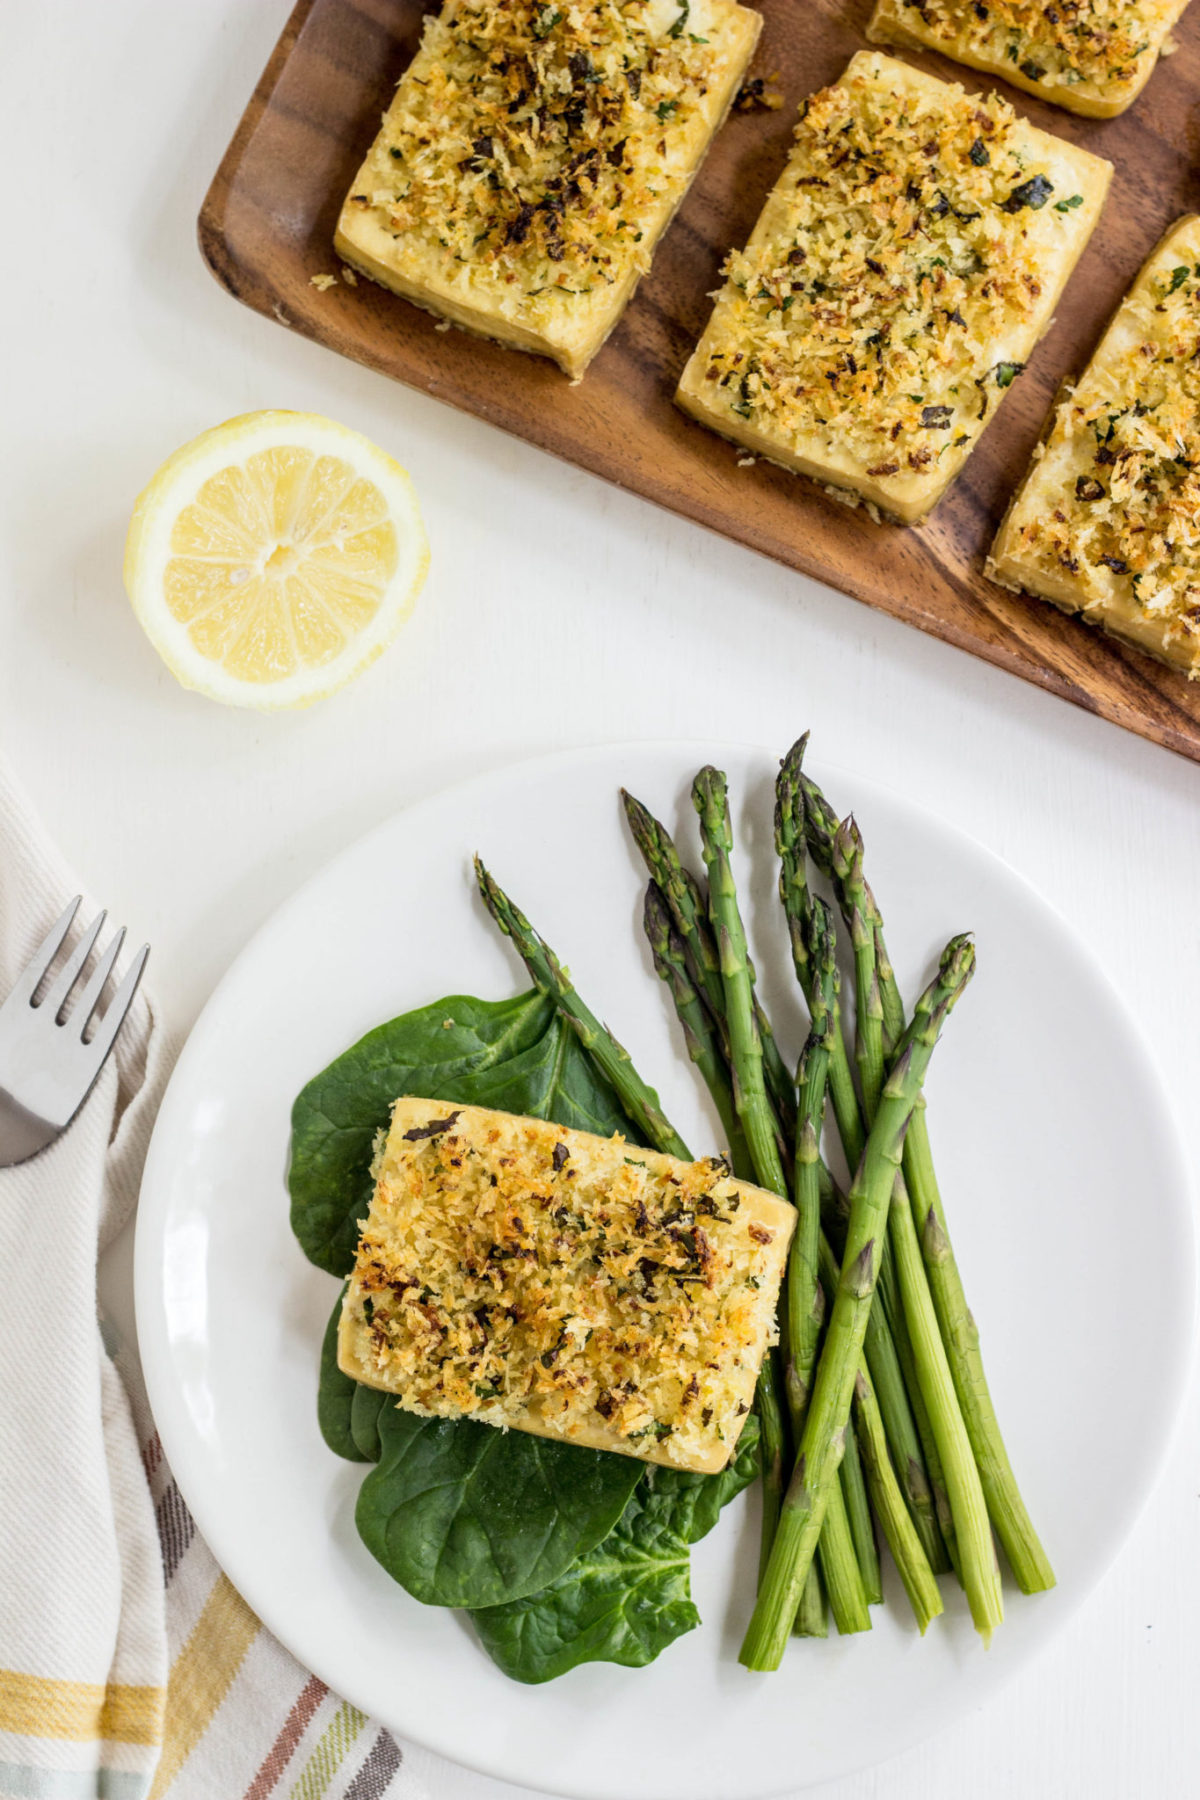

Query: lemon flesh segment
<box><xmin>125</xmin><ymin>412</ymin><xmax>428</xmax><ymax>709</ymax></box>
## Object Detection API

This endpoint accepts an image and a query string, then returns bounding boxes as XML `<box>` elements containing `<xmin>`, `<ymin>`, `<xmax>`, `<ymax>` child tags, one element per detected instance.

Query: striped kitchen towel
<box><xmin>0</xmin><ymin>752</ymin><xmax>431</xmax><ymax>1800</ymax></box>
<box><xmin>122</xmin><ymin>1376</ymin><xmax>431</xmax><ymax>1800</ymax></box>
<box><xmin>0</xmin><ymin>751</ymin><xmax>168</xmax><ymax>1800</ymax></box>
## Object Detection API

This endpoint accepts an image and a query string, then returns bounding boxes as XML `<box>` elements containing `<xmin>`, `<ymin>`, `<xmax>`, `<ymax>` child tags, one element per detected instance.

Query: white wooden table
<box><xmin>2</xmin><ymin>6</ymin><xmax>1197</xmax><ymax>1796</ymax></box>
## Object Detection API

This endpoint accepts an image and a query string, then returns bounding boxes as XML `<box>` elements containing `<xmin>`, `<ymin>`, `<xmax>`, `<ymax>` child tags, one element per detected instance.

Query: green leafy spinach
<box><xmin>472</xmin><ymin>1415</ymin><xmax>760</xmax><ymax>1682</ymax></box>
<box><xmin>290</xmin><ymin>989</ymin><xmax>635</xmax><ymax>1277</ymax></box>
<box><xmin>316</xmin><ymin>1284</ymin><xmax>367</xmax><ymax>1462</ymax></box>
<box><xmin>293</xmin><ymin>986</ymin><xmax>751</xmax><ymax>1667</ymax></box>
<box><xmin>356</xmin><ymin>1405</ymin><xmax>643</xmax><ymax>1609</ymax></box>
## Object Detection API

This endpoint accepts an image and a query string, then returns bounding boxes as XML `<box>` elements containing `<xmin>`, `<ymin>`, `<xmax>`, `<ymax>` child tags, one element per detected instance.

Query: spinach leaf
<box><xmin>350</xmin><ymin>1380</ymin><xmax>389</xmax><ymax>1464</ymax></box>
<box><xmin>471</xmin><ymin>1416</ymin><xmax>760</xmax><ymax>1682</ymax></box>
<box><xmin>293</xmin><ymin>985</ymin><xmax>648</xmax><ymax>1610</ymax></box>
<box><xmin>289</xmin><ymin>989</ymin><xmax>635</xmax><ymax>1276</ymax></box>
<box><xmin>356</xmin><ymin>1405</ymin><xmax>644</xmax><ymax>1608</ymax></box>
<box><xmin>317</xmin><ymin>1286</ymin><xmax>388</xmax><ymax>1462</ymax></box>
<box><xmin>316</xmin><ymin>1284</ymin><xmax>366</xmax><ymax>1462</ymax></box>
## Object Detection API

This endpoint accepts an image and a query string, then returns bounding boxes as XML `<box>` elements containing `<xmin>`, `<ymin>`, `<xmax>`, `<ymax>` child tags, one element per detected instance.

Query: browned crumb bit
<box><xmin>349</xmin><ymin>1104</ymin><xmax>789</xmax><ymax>1465</ymax></box>
<box><xmin>355</xmin><ymin>1</ymin><xmax>730</xmax><ymax>298</ymax></box>
<box><xmin>698</xmin><ymin>62</ymin><xmax>1089</xmax><ymax>471</ymax></box>
<box><xmin>1005</xmin><ymin>256</ymin><xmax>1200</xmax><ymax>650</ymax></box>
<box><xmin>735</xmin><ymin>73</ymin><xmax>783</xmax><ymax>111</ymax></box>
<box><xmin>889</xmin><ymin>0</ymin><xmax>1179</xmax><ymax>103</ymax></box>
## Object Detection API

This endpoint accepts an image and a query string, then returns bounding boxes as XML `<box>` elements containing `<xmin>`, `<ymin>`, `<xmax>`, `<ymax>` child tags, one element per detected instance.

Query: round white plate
<box><xmin>135</xmin><ymin>742</ymin><xmax>1194</xmax><ymax>1800</ymax></box>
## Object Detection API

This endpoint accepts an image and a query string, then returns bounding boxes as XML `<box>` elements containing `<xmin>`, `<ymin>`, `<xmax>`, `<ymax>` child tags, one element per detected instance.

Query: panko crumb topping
<box><xmin>1002</xmin><ymin>252</ymin><xmax>1200</xmax><ymax>660</ymax></box>
<box><xmin>344</xmin><ymin>0</ymin><xmax>730</xmax><ymax>315</ymax></box>
<box><xmin>886</xmin><ymin>0</ymin><xmax>1181</xmax><ymax>103</ymax></box>
<box><xmin>344</xmin><ymin>1102</ymin><xmax>788</xmax><ymax>1468</ymax></box>
<box><xmin>695</xmin><ymin>59</ymin><xmax>1095</xmax><ymax>477</ymax></box>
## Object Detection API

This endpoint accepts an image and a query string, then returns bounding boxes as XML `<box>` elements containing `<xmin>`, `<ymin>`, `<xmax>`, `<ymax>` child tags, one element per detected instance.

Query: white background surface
<box><xmin>1</xmin><ymin>5</ymin><xmax>1197</xmax><ymax>1797</ymax></box>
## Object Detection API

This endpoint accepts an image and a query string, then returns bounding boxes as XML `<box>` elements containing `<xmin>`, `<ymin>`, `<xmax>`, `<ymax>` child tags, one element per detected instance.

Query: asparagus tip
<box><xmin>778</xmin><ymin>731</ymin><xmax>810</xmax><ymax>778</ymax></box>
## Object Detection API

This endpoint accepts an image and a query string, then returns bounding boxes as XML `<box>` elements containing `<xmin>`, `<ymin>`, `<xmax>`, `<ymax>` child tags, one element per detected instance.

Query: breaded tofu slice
<box><xmin>867</xmin><ymin>0</ymin><xmax>1189</xmax><ymax>120</ymax></box>
<box><xmin>334</xmin><ymin>0</ymin><xmax>761</xmax><ymax>381</ymax></box>
<box><xmin>991</xmin><ymin>216</ymin><xmax>1200</xmax><ymax>677</ymax></box>
<box><xmin>675</xmin><ymin>50</ymin><xmax>1111</xmax><ymax>523</ymax></box>
<box><xmin>338</xmin><ymin>1098</ymin><xmax>794</xmax><ymax>1473</ymax></box>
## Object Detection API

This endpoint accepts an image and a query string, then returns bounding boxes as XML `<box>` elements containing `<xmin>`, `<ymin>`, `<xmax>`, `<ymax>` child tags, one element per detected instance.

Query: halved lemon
<box><xmin>124</xmin><ymin>411</ymin><xmax>429</xmax><ymax>709</ymax></box>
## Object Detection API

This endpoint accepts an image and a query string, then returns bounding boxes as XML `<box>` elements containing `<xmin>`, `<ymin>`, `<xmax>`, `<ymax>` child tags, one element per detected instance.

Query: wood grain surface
<box><xmin>198</xmin><ymin>0</ymin><xmax>1200</xmax><ymax>761</ymax></box>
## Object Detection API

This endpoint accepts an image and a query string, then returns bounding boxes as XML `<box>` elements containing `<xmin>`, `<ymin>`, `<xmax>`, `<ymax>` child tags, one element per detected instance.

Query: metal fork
<box><xmin>0</xmin><ymin>898</ymin><xmax>150</xmax><ymax>1168</ymax></box>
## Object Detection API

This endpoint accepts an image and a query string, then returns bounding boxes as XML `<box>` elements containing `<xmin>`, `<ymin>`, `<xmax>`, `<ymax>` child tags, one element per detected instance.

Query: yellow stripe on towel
<box><xmin>0</xmin><ymin>1668</ymin><xmax>165</xmax><ymax>1745</ymax></box>
<box><xmin>147</xmin><ymin>1575</ymin><xmax>260</xmax><ymax>1800</ymax></box>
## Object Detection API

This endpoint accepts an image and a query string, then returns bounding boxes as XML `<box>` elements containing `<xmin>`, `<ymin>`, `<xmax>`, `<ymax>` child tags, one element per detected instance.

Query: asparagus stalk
<box><xmin>903</xmin><ymin>988</ymin><xmax>1056</xmax><ymax>1595</ymax></box>
<box><xmin>827</xmin><ymin>834</ymin><xmax>1001</xmax><ymax>1635</ymax></box>
<box><xmin>640</xmin><ymin>880</ymin><xmax>833</xmax><ymax>1631</ymax></box>
<box><xmin>740</xmin><ymin>936</ymin><xmax>978</xmax><ymax>1671</ymax></box>
<box><xmin>689</xmin><ymin>769</ymin><xmax>871</xmax><ymax>1634</ymax></box>
<box><xmin>794</xmin><ymin>923</ymin><xmax>881</xmax><ymax>1609</ymax></box>
<box><xmin>890</xmin><ymin>1143</ymin><xmax>1002</xmax><ymax>1639</ymax></box>
<box><xmin>775</xmin><ymin>746</ymin><xmax>863</xmax><ymax>1164</ymax></box>
<box><xmin>621</xmin><ymin>792</ymin><xmax>797</xmax><ymax>1159</ymax></box>
<box><xmin>817</xmin><ymin>1237</ymin><xmax>944</xmax><ymax>1635</ymax></box>
<box><xmin>788</xmin><ymin>1034</ymin><xmax>827</xmax><ymax>1430</ymax></box>
<box><xmin>756</xmin><ymin>1349</ymin><xmax>789</xmax><ymax>1582</ymax></box>
<box><xmin>474</xmin><ymin>857</ymin><xmax>690</xmax><ymax>1160</ymax></box>
<box><xmin>834</xmin><ymin>1370</ymin><xmax>881</xmax><ymax>1610</ymax></box>
<box><xmin>477</xmin><ymin>858</ymin><xmax>798</xmax><ymax>1584</ymax></box>
<box><xmin>802</xmin><ymin>770</ymin><xmax>1055</xmax><ymax>1596</ymax></box>
<box><xmin>831</xmin><ymin>817</ymin><xmax>885</xmax><ymax>1119</ymax></box>
<box><xmin>776</xmin><ymin>747</ymin><xmax>950</xmax><ymax>1575</ymax></box>
<box><xmin>795</xmin><ymin>1557</ymin><xmax>829</xmax><ymax>1640</ymax></box>
<box><xmin>822</xmin><ymin>1180</ymin><xmax>956</xmax><ymax>1578</ymax></box>
<box><xmin>643</xmin><ymin>882</ymin><xmax>752</xmax><ymax>1179</ymax></box>
<box><xmin>692</xmin><ymin>768</ymin><xmax>788</xmax><ymax>1199</ymax></box>
<box><xmin>645</xmin><ymin>883</ymin><xmax>885</xmax><ymax>1629</ymax></box>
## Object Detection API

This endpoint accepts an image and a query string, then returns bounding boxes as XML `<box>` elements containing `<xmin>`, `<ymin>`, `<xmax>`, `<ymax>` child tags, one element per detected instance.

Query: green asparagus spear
<box><xmin>756</xmin><ymin>1349</ymin><xmax>789</xmax><ymax>1582</ymax></box>
<box><xmin>642</xmin><ymin>882</ymin><xmax>753</xmax><ymax>1178</ymax></box>
<box><xmin>802</xmin><ymin>769</ymin><xmax>1055</xmax><ymax>1596</ymax></box>
<box><xmin>621</xmin><ymin>791</ymin><xmax>797</xmax><ymax>1152</ymax></box>
<box><xmin>688</xmin><ymin>770</ymin><xmax>871</xmax><ymax>1633</ymax></box>
<box><xmin>821</xmin><ymin>1180</ymin><xmax>956</xmax><ymax>1578</ymax></box>
<box><xmin>640</xmin><ymin>883</ymin><xmax>835</xmax><ymax>1632</ymax></box>
<box><xmin>831</xmin><ymin>817</ymin><xmax>885</xmax><ymax>1119</ymax></box>
<box><xmin>903</xmin><ymin>986</ymin><xmax>1056</xmax><ymax>1594</ymax></box>
<box><xmin>474</xmin><ymin>857</ymin><xmax>690</xmax><ymax>1160</ymax></box>
<box><xmin>692</xmin><ymin>769</ymin><xmax>788</xmax><ymax>1200</ymax></box>
<box><xmin>789</xmin><ymin>1027</ymin><xmax>830</xmax><ymax>1432</ymax></box>
<box><xmin>740</xmin><ymin>936</ymin><xmax>979</xmax><ymax>1671</ymax></box>
<box><xmin>775</xmin><ymin>746</ymin><xmax>862</xmax><ymax>1164</ymax></box>
<box><xmin>776</xmin><ymin>745</ymin><xmax>950</xmax><ymax>1575</ymax></box>
<box><xmin>477</xmin><ymin>857</ymin><xmax>797</xmax><ymax>1586</ymax></box>
<box><xmin>794</xmin><ymin>918</ymin><xmax>880</xmax><ymax>1609</ymax></box>
<box><xmin>824</xmin><ymin>826</ymin><xmax>999</xmax><ymax>1631</ymax></box>
<box><xmin>817</xmin><ymin>1237</ymin><xmax>944</xmax><ymax>1635</ymax></box>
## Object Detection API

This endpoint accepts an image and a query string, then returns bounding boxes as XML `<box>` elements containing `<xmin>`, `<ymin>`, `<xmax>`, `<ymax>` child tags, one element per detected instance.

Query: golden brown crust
<box><xmin>675</xmin><ymin>51</ymin><xmax>1110</xmax><ymax>524</ymax></box>
<box><xmin>335</xmin><ymin>0</ymin><xmax>761</xmax><ymax>381</ymax></box>
<box><xmin>867</xmin><ymin>0</ymin><xmax>1189</xmax><ymax>119</ymax></box>
<box><xmin>339</xmin><ymin>1098</ymin><xmax>794</xmax><ymax>1473</ymax></box>
<box><xmin>991</xmin><ymin>214</ymin><xmax>1200</xmax><ymax>678</ymax></box>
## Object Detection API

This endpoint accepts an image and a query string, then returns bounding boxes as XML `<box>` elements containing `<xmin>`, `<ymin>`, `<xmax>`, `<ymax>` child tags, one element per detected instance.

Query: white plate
<box><xmin>135</xmin><ymin>742</ymin><xmax>1194</xmax><ymax>1800</ymax></box>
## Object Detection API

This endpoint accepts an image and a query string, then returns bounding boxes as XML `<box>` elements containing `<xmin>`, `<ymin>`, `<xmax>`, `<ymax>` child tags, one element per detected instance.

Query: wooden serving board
<box><xmin>200</xmin><ymin>0</ymin><xmax>1200</xmax><ymax>761</ymax></box>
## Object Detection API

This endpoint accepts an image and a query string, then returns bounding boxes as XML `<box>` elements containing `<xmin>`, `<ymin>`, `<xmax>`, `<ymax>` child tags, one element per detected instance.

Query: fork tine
<box><xmin>40</xmin><ymin>909</ymin><xmax>107</xmax><ymax>1020</ymax></box>
<box><xmin>72</xmin><ymin>926</ymin><xmax>126</xmax><ymax>1038</ymax></box>
<box><xmin>2</xmin><ymin>897</ymin><xmax>82</xmax><ymax>1010</ymax></box>
<box><xmin>81</xmin><ymin>943</ymin><xmax>149</xmax><ymax>1068</ymax></box>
